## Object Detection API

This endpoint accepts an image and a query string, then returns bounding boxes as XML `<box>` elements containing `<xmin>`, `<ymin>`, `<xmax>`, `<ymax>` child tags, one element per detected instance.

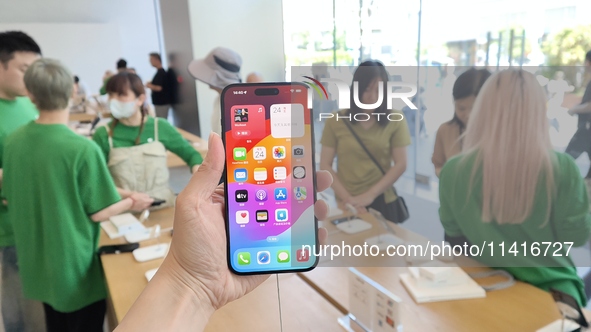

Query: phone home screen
<box><xmin>222</xmin><ymin>83</ymin><xmax>317</xmax><ymax>274</ymax></box>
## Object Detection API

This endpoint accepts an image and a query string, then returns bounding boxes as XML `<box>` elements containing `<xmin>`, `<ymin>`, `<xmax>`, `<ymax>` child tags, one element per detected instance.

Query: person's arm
<box><xmin>146</xmin><ymin>82</ymin><xmax>163</xmax><ymax>92</ymax></box>
<box><xmin>90</xmin><ymin>198</ymin><xmax>133</xmax><ymax>222</ymax></box>
<box><xmin>553</xmin><ymin>155</ymin><xmax>591</xmax><ymax>246</ymax></box>
<box><xmin>568</xmin><ymin>102</ymin><xmax>591</xmax><ymax>115</ymax></box>
<box><xmin>116</xmin><ymin>188</ymin><xmax>154</xmax><ymax>209</ymax></box>
<box><xmin>147</xmin><ymin>71</ymin><xmax>166</xmax><ymax>92</ymax></box>
<box><xmin>319</xmin><ymin>145</ymin><xmax>353</xmax><ymax>202</ymax></box>
<box><xmin>159</xmin><ymin>119</ymin><xmax>203</xmax><ymax>169</ymax></box>
<box><xmin>432</xmin><ymin>126</ymin><xmax>446</xmax><ymax>177</ymax></box>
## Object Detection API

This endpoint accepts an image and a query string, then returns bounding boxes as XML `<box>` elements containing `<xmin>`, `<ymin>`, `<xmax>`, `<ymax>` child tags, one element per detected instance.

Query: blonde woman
<box><xmin>439</xmin><ymin>69</ymin><xmax>591</xmax><ymax>306</ymax></box>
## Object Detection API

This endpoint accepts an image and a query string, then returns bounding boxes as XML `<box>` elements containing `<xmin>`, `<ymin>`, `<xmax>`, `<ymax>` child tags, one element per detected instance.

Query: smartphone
<box><xmin>550</xmin><ymin>288</ymin><xmax>589</xmax><ymax>328</ymax></box>
<box><xmin>98</xmin><ymin>243</ymin><xmax>139</xmax><ymax>255</ymax></box>
<box><xmin>221</xmin><ymin>82</ymin><xmax>318</xmax><ymax>275</ymax></box>
<box><xmin>150</xmin><ymin>198</ymin><xmax>166</xmax><ymax>207</ymax></box>
<box><xmin>331</xmin><ymin>217</ymin><xmax>351</xmax><ymax>225</ymax></box>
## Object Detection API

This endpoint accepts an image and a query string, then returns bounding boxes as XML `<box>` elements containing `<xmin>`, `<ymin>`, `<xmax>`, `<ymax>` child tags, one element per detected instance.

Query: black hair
<box><xmin>116</xmin><ymin>59</ymin><xmax>127</xmax><ymax>69</ymax></box>
<box><xmin>149</xmin><ymin>52</ymin><xmax>162</xmax><ymax>63</ymax></box>
<box><xmin>586</xmin><ymin>50</ymin><xmax>591</xmax><ymax>63</ymax></box>
<box><xmin>74</xmin><ymin>75</ymin><xmax>80</xmax><ymax>84</ymax></box>
<box><xmin>449</xmin><ymin>68</ymin><xmax>491</xmax><ymax>132</ymax></box>
<box><xmin>452</xmin><ymin>68</ymin><xmax>491</xmax><ymax>100</ymax></box>
<box><xmin>347</xmin><ymin>60</ymin><xmax>390</xmax><ymax>126</ymax></box>
<box><xmin>0</xmin><ymin>31</ymin><xmax>42</xmax><ymax>67</ymax></box>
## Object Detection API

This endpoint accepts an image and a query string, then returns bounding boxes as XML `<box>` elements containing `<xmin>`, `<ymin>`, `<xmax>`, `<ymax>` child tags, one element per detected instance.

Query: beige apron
<box><xmin>107</xmin><ymin>119</ymin><xmax>176</xmax><ymax>209</ymax></box>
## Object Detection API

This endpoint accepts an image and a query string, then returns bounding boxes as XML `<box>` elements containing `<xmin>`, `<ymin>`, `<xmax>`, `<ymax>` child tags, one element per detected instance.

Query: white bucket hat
<box><xmin>188</xmin><ymin>47</ymin><xmax>242</xmax><ymax>89</ymax></box>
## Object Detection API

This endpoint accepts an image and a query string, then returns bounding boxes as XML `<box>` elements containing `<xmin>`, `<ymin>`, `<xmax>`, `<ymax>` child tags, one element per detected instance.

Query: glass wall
<box><xmin>283</xmin><ymin>0</ymin><xmax>591</xmax><ymax>196</ymax></box>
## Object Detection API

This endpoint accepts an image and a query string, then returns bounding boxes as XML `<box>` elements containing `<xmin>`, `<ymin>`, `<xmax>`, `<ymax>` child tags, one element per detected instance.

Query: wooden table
<box><xmin>99</xmin><ymin>207</ymin><xmax>174</xmax><ymax>329</ymax></box>
<box><xmin>99</xmin><ymin>207</ymin><xmax>343</xmax><ymax>331</ymax></box>
<box><xmin>300</xmin><ymin>212</ymin><xmax>572</xmax><ymax>331</ymax></box>
<box><xmin>69</xmin><ymin>112</ymin><xmax>98</xmax><ymax>123</ymax></box>
<box><xmin>205</xmin><ymin>274</ymin><xmax>342</xmax><ymax>332</ymax></box>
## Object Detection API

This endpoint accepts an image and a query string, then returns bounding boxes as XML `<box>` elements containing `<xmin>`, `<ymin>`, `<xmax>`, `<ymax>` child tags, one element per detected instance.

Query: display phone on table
<box><xmin>550</xmin><ymin>288</ymin><xmax>589</xmax><ymax>330</ymax></box>
<box><xmin>221</xmin><ymin>82</ymin><xmax>318</xmax><ymax>275</ymax></box>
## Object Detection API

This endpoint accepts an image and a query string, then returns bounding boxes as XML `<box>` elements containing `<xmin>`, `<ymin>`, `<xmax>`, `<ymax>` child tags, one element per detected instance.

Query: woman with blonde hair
<box><xmin>439</xmin><ymin>69</ymin><xmax>591</xmax><ymax>306</ymax></box>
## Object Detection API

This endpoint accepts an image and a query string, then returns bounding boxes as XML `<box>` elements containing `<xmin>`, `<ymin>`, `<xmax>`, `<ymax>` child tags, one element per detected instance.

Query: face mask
<box><xmin>109</xmin><ymin>99</ymin><xmax>137</xmax><ymax>119</ymax></box>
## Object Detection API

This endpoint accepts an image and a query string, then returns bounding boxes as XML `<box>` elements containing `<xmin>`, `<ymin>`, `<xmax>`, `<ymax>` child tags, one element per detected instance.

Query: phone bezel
<box><xmin>221</xmin><ymin>82</ymin><xmax>319</xmax><ymax>276</ymax></box>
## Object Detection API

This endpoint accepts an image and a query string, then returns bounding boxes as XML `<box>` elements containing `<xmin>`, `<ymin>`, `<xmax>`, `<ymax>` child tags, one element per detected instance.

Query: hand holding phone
<box><xmin>221</xmin><ymin>83</ymin><xmax>318</xmax><ymax>275</ymax></box>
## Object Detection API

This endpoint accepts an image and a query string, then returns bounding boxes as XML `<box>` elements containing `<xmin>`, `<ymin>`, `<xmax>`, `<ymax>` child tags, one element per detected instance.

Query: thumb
<box><xmin>184</xmin><ymin>133</ymin><xmax>225</xmax><ymax>200</ymax></box>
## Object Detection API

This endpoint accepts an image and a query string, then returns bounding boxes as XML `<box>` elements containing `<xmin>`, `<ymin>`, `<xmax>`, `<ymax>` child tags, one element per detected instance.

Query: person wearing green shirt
<box><xmin>93</xmin><ymin>72</ymin><xmax>203</xmax><ymax>208</ymax></box>
<box><xmin>439</xmin><ymin>69</ymin><xmax>591</xmax><ymax>307</ymax></box>
<box><xmin>2</xmin><ymin>58</ymin><xmax>153</xmax><ymax>332</ymax></box>
<box><xmin>320</xmin><ymin>60</ymin><xmax>410</xmax><ymax>222</ymax></box>
<box><xmin>0</xmin><ymin>30</ymin><xmax>46</xmax><ymax>332</ymax></box>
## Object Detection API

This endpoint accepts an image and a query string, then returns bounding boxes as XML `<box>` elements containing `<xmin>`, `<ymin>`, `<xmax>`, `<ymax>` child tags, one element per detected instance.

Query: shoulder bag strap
<box><xmin>343</xmin><ymin>120</ymin><xmax>399</xmax><ymax>197</ymax></box>
<box><xmin>343</xmin><ymin>120</ymin><xmax>385</xmax><ymax>175</ymax></box>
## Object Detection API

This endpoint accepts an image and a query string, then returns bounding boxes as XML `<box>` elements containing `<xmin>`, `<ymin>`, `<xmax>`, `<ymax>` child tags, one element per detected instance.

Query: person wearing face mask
<box><xmin>92</xmin><ymin>72</ymin><xmax>203</xmax><ymax>208</ymax></box>
<box><xmin>432</xmin><ymin>68</ymin><xmax>491</xmax><ymax>177</ymax></box>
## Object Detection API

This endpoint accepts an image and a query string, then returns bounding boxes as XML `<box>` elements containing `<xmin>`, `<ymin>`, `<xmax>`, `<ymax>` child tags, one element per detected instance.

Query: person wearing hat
<box><xmin>188</xmin><ymin>47</ymin><xmax>242</xmax><ymax>136</ymax></box>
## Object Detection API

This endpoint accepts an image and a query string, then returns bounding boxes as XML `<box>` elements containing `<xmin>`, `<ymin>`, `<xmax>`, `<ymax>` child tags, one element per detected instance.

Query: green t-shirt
<box><xmin>1</xmin><ymin>122</ymin><xmax>121</xmax><ymax>312</ymax></box>
<box><xmin>0</xmin><ymin>97</ymin><xmax>38</xmax><ymax>247</ymax></box>
<box><xmin>320</xmin><ymin>111</ymin><xmax>411</xmax><ymax>203</ymax></box>
<box><xmin>439</xmin><ymin>151</ymin><xmax>591</xmax><ymax>307</ymax></box>
<box><xmin>92</xmin><ymin>116</ymin><xmax>203</xmax><ymax>167</ymax></box>
<box><xmin>99</xmin><ymin>77</ymin><xmax>109</xmax><ymax>95</ymax></box>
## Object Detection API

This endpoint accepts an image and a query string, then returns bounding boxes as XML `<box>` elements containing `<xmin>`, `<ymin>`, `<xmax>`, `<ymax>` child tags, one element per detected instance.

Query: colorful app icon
<box><xmin>293</xmin><ymin>166</ymin><xmax>306</xmax><ymax>179</ymax></box>
<box><xmin>275</xmin><ymin>209</ymin><xmax>288</xmax><ymax>222</ymax></box>
<box><xmin>234</xmin><ymin>168</ymin><xmax>247</xmax><ymax>182</ymax></box>
<box><xmin>293</xmin><ymin>187</ymin><xmax>307</xmax><ymax>200</ymax></box>
<box><xmin>292</xmin><ymin>145</ymin><xmax>304</xmax><ymax>157</ymax></box>
<box><xmin>254</xmin><ymin>168</ymin><xmax>267</xmax><ymax>181</ymax></box>
<box><xmin>274</xmin><ymin>188</ymin><xmax>287</xmax><ymax>200</ymax></box>
<box><xmin>235</xmin><ymin>189</ymin><xmax>248</xmax><ymax>202</ymax></box>
<box><xmin>257</xmin><ymin>251</ymin><xmax>271</xmax><ymax>265</ymax></box>
<box><xmin>273</xmin><ymin>167</ymin><xmax>287</xmax><ymax>180</ymax></box>
<box><xmin>256</xmin><ymin>210</ymin><xmax>268</xmax><ymax>222</ymax></box>
<box><xmin>273</xmin><ymin>146</ymin><xmax>286</xmax><ymax>159</ymax></box>
<box><xmin>235</xmin><ymin>210</ymin><xmax>249</xmax><ymax>224</ymax></box>
<box><xmin>255</xmin><ymin>189</ymin><xmax>267</xmax><ymax>201</ymax></box>
<box><xmin>237</xmin><ymin>252</ymin><xmax>251</xmax><ymax>265</ymax></box>
<box><xmin>233</xmin><ymin>147</ymin><xmax>247</xmax><ymax>161</ymax></box>
<box><xmin>234</xmin><ymin>108</ymin><xmax>249</xmax><ymax>122</ymax></box>
<box><xmin>253</xmin><ymin>146</ymin><xmax>266</xmax><ymax>160</ymax></box>
<box><xmin>277</xmin><ymin>250</ymin><xmax>290</xmax><ymax>263</ymax></box>
<box><xmin>296</xmin><ymin>249</ymin><xmax>310</xmax><ymax>262</ymax></box>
